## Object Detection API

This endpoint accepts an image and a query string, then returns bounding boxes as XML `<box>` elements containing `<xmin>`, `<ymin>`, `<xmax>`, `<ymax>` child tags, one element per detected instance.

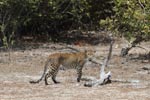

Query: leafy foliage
<box><xmin>0</xmin><ymin>0</ymin><xmax>149</xmax><ymax>46</ymax></box>
<box><xmin>112</xmin><ymin>0</ymin><xmax>150</xmax><ymax>44</ymax></box>
<box><xmin>0</xmin><ymin>0</ymin><xmax>114</xmax><ymax>43</ymax></box>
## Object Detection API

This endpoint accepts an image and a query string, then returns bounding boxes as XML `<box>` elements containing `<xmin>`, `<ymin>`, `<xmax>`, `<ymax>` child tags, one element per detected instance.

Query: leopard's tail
<box><xmin>29</xmin><ymin>59</ymin><xmax>50</xmax><ymax>84</ymax></box>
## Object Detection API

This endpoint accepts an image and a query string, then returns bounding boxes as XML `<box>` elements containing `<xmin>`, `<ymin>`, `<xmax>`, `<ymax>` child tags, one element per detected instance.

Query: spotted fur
<box><xmin>30</xmin><ymin>50</ymin><xmax>95</xmax><ymax>85</ymax></box>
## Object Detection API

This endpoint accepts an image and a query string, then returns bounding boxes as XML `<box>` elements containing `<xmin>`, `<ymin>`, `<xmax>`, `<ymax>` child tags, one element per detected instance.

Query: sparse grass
<box><xmin>0</xmin><ymin>42</ymin><xmax>149</xmax><ymax>100</ymax></box>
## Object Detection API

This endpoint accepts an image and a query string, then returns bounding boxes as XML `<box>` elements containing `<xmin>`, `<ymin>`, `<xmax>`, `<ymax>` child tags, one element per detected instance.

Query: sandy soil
<box><xmin>0</xmin><ymin>42</ymin><xmax>150</xmax><ymax>100</ymax></box>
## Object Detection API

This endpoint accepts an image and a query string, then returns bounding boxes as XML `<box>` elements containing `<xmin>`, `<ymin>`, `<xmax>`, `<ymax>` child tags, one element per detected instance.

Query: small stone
<box><xmin>142</xmin><ymin>67</ymin><xmax>150</xmax><ymax>70</ymax></box>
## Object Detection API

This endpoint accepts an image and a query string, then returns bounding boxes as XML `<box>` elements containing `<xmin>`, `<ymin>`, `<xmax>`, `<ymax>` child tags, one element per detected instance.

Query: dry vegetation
<box><xmin>0</xmin><ymin>41</ymin><xmax>150</xmax><ymax>100</ymax></box>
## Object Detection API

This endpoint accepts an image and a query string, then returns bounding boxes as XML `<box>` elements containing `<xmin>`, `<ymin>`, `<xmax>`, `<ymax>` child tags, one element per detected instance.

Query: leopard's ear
<box><xmin>85</xmin><ymin>46</ymin><xmax>95</xmax><ymax>51</ymax></box>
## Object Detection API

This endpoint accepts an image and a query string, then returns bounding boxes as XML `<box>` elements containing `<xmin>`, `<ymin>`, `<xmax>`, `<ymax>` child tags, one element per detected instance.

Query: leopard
<box><xmin>29</xmin><ymin>49</ymin><xmax>95</xmax><ymax>85</ymax></box>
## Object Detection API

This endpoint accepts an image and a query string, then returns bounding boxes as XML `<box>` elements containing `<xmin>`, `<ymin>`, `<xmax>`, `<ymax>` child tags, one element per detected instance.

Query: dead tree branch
<box><xmin>51</xmin><ymin>45</ymin><xmax>80</xmax><ymax>52</ymax></box>
<box><xmin>84</xmin><ymin>37</ymin><xmax>114</xmax><ymax>87</ymax></box>
<box><xmin>121</xmin><ymin>44</ymin><xmax>149</xmax><ymax>57</ymax></box>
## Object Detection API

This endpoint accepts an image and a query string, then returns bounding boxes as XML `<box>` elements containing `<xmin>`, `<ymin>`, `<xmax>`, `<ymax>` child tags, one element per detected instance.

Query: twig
<box><xmin>134</xmin><ymin>45</ymin><xmax>149</xmax><ymax>52</ymax></box>
<box><xmin>138</xmin><ymin>0</ymin><xmax>145</xmax><ymax>14</ymax></box>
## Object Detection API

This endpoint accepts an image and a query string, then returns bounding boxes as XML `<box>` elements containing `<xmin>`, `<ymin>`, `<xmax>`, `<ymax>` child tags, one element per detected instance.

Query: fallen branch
<box><xmin>84</xmin><ymin>37</ymin><xmax>114</xmax><ymax>87</ymax></box>
<box><xmin>51</xmin><ymin>45</ymin><xmax>80</xmax><ymax>52</ymax></box>
<box><xmin>111</xmin><ymin>79</ymin><xmax>140</xmax><ymax>83</ymax></box>
<box><xmin>121</xmin><ymin>45</ymin><xmax>149</xmax><ymax>57</ymax></box>
<box><xmin>121</xmin><ymin>35</ymin><xmax>149</xmax><ymax>57</ymax></box>
<box><xmin>82</xmin><ymin>77</ymin><xmax>140</xmax><ymax>84</ymax></box>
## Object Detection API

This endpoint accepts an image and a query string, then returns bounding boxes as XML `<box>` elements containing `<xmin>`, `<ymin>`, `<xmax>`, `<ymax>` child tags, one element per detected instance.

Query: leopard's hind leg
<box><xmin>44</xmin><ymin>64</ymin><xmax>60</xmax><ymax>85</ymax></box>
<box><xmin>52</xmin><ymin>68</ymin><xmax>60</xmax><ymax>84</ymax></box>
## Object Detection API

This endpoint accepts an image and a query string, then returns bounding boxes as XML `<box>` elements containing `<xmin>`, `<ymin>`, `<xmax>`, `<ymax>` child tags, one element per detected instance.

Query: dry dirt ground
<box><xmin>0</xmin><ymin>42</ymin><xmax>150</xmax><ymax>100</ymax></box>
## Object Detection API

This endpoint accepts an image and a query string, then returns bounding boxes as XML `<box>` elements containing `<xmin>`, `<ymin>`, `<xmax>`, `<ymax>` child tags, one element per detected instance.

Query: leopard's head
<box><xmin>85</xmin><ymin>49</ymin><xmax>96</xmax><ymax>60</ymax></box>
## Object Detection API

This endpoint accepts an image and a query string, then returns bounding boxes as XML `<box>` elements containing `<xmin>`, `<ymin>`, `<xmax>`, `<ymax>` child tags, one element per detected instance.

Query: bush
<box><xmin>113</xmin><ymin>0</ymin><xmax>150</xmax><ymax>44</ymax></box>
<box><xmin>0</xmin><ymin>0</ymin><xmax>114</xmax><ymax>43</ymax></box>
<box><xmin>0</xmin><ymin>0</ymin><xmax>149</xmax><ymax>45</ymax></box>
